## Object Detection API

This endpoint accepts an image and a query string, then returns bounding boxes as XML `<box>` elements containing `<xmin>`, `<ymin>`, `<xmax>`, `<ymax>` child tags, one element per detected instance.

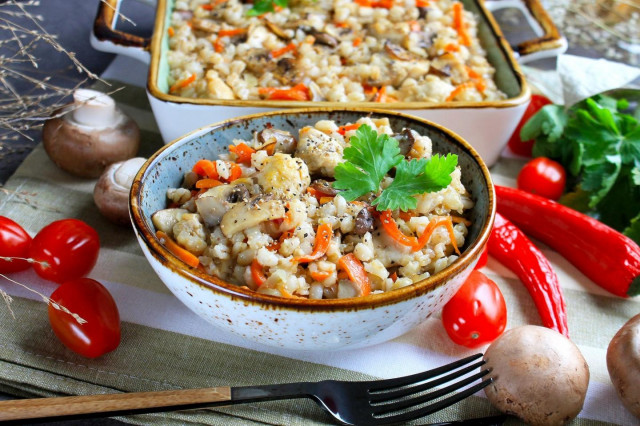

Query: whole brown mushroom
<box><xmin>483</xmin><ymin>325</ymin><xmax>589</xmax><ymax>426</ymax></box>
<box><xmin>94</xmin><ymin>157</ymin><xmax>146</xmax><ymax>226</ymax></box>
<box><xmin>43</xmin><ymin>89</ymin><xmax>140</xmax><ymax>178</ymax></box>
<box><xmin>607</xmin><ymin>313</ymin><xmax>640</xmax><ymax>419</ymax></box>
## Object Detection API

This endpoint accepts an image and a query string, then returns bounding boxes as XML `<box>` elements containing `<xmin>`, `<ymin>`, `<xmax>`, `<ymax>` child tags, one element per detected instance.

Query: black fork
<box><xmin>0</xmin><ymin>354</ymin><xmax>491</xmax><ymax>425</ymax></box>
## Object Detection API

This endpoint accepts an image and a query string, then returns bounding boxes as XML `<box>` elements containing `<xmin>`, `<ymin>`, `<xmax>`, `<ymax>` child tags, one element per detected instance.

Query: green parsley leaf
<box><xmin>246</xmin><ymin>0</ymin><xmax>282</xmax><ymax>16</ymax></box>
<box><xmin>332</xmin><ymin>124</ymin><xmax>458</xmax><ymax>211</ymax></box>
<box><xmin>333</xmin><ymin>124</ymin><xmax>403</xmax><ymax>201</ymax></box>
<box><xmin>373</xmin><ymin>154</ymin><xmax>458</xmax><ymax>211</ymax></box>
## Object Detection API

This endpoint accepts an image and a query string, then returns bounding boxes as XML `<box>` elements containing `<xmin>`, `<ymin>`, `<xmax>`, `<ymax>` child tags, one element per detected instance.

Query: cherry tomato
<box><xmin>0</xmin><ymin>216</ymin><xmax>32</xmax><ymax>273</ymax></box>
<box><xmin>474</xmin><ymin>245</ymin><xmax>488</xmax><ymax>270</ymax></box>
<box><xmin>29</xmin><ymin>219</ymin><xmax>100</xmax><ymax>283</ymax></box>
<box><xmin>517</xmin><ymin>157</ymin><xmax>567</xmax><ymax>200</ymax></box>
<box><xmin>507</xmin><ymin>94</ymin><xmax>552</xmax><ymax>157</ymax></box>
<box><xmin>48</xmin><ymin>278</ymin><xmax>120</xmax><ymax>358</ymax></box>
<box><xmin>442</xmin><ymin>270</ymin><xmax>507</xmax><ymax>348</ymax></box>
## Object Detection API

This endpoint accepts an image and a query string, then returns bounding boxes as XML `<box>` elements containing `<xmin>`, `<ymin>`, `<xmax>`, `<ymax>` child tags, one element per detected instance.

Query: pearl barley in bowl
<box><xmin>130</xmin><ymin>109</ymin><xmax>495</xmax><ymax>350</ymax></box>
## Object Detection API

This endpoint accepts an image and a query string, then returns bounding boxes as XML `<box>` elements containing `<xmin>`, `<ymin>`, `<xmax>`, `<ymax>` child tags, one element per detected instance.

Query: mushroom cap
<box><xmin>42</xmin><ymin>105</ymin><xmax>140</xmax><ymax>178</ymax></box>
<box><xmin>94</xmin><ymin>157</ymin><xmax>146</xmax><ymax>226</ymax></box>
<box><xmin>483</xmin><ymin>325</ymin><xmax>589</xmax><ymax>426</ymax></box>
<box><xmin>607</xmin><ymin>313</ymin><xmax>640</xmax><ymax>418</ymax></box>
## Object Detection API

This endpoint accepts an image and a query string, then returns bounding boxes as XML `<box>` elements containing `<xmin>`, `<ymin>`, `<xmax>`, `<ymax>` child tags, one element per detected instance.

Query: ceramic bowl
<box><xmin>130</xmin><ymin>109</ymin><xmax>496</xmax><ymax>351</ymax></box>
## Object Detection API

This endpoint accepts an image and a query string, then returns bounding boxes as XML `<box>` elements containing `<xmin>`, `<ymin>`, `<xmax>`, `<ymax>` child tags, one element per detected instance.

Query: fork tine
<box><xmin>369</xmin><ymin>360</ymin><xmax>486</xmax><ymax>402</ymax></box>
<box><xmin>367</xmin><ymin>353</ymin><xmax>483</xmax><ymax>392</ymax></box>
<box><xmin>372</xmin><ymin>378</ymin><xmax>493</xmax><ymax>425</ymax></box>
<box><xmin>370</xmin><ymin>369</ymin><xmax>490</xmax><ymax>415</ymax></box>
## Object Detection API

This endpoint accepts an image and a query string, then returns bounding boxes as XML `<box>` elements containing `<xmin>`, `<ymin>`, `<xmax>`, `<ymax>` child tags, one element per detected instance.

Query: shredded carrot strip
<box><xmin>213</xmin><ymin>38</ymin><xmax>224</xmax><ymax>53</ymax></box>
<box><xmin>398</xmin><ymin>210</ymin><xmax>415</xmax><ymax>222</ymax></box>
<box><xmin>362</xmin><ymin>84</ymin><xmax>378</xmax><ymax>98</ymax></box>
<box><xmin>413</xmin><ymin>216</ymin><xmax>461</xmax><ymax>254</ymax></box>
<box><xmin>227</xmin><ymin>163</ymin><xmax>243</xmax><ymax>182</ymax></box>
<box><xmin>390</xmin><ymin>271</ymin><xmax>398</xmax><ymax>282</ymax></box>
<box><xmin>334</xmin><ymin>21</ymin><xmax>349</xmax><ymax>28</ymax></box>
<box><xmin>218</xmin><ymin>28</ymin><xmax>247</xmax><ymax>37</ymax></box>
<box><xmin>271</xmin><ymin>42</ymin><xmax>297</xmax><ymax>58</ymax></box>
<box><xmin>295</xmin><ymin>223</ymin><xmax>333</xmax><ymax>263</ymax></box>
<box><xmin>264</xmin><ymin>143</ymin><xmax>276</xmax><ymax>155</ymax></box>
<box><xmin>169</xmin><ymin>73</ymin><xmax>196</xmax><ymax>93</ymax></box>
<box><xmin>465</xmin><ymin>66</ymin><xmax>486</xmax><ymax>93</ymax></box>
<box><xmin>355</xmin><ymin>0</ymin><xmax>393</xmax><ymax>8</ymax></box>
<box><xmin>195</xmin><ymin>178</ymin><xmax>223</xmax><ymax>189</ymax></box>
<box><xmin>416</xmin><ymin>0</ymin><xmax>430</xmax><ymax>6</ymax></box>
<box><xmin>445</xmin><ymin>82</ymin><xmax>474</xmax><ymax>102</ymax></box>
<box><xmin>201</xmin><ymin>3</ymin><xmax>213</xmax><ymax>10</ymax></box>
<box><xmin>213</xmin><ymin>0</ymin><xmax>229</xmax><ymax>6</ymax></box>
<box><xmin>452</xmin><ymin>2</ymin><xmax>471</xmax><ymax>46</ymax></box>
<box><xmin>380</xmin><ymin>210</ymin><xmax>419</xmax><ymax>248</ymax></box>
<box><xmin>408</xmin><ymin>20</ymin><xmax>421</xmax><ymax>32</ymax></box>
<box><xmin>167</xmin><ymin>27</ymin><xmax>175</xmax><ymax>37</ymax></box>
<box><xmin>353</xmin><ymin>37</ymin><xmax>362</xmax><ymax>47</ymax></box>
<box><xmin>338</xmin><ymin>123</ymin><xmax>361</xmax><ymax>135</ymax></box>
<box><xmin>338</xmin><ymin>253</ymin><xmax>371</xmax><ymax>297</ymax></box>
<box><xmin>156</xmin><ymin>231</ymin><xmax>199</xmax><ymax>268</ymax></box>
<box><xmin>258</xmin><ymin>83</ymin><xmax>311</xmax><ymax>101</ymax></box>
<box><xmin>229</xmin><ymin>143</ymin><xmax>255</xmax><ymax>165</ymax></box>
<box><xmin>451</xmin><ymin>216</ymin><xmax>472</xmax><ymax>226</ymax></box>
<box><xmin>310</xmin><ymin>270</ymin><xmax>332</xmax><ymax>282</ymax></box>
<box><xmin>251</xmin><ymin>259</ymin><xmax>267</xmax><ymax>286</ymax></box>
<box><xmin>268</xmin><ymin>229</ymin><xmax>294</xmax><ymax>252</ymax></box>
<box><xmin>192</xmin><ymin>159</ymin><xmax>218</xmax><ymax>179</ymax></box>
<box><xmin>374</xmin><ymin>86</ymin><xmax>388</xmax><ymax>103</ymax></box>
<box><xmin>319</xmin><ymin>196</ymin><xmax>334</xmax><ymax>205</ymax></box>
<box><xmin>444</xmin><ymin>43</ymin><xmax>460</xmax><ymax>52</ymax></box>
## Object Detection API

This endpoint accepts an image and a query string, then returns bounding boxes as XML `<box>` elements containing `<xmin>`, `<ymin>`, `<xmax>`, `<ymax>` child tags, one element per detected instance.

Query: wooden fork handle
<box><xmin>0</xmin><ymin>387</ymin><xmax>232</xmax><ymax>422</ymax></box>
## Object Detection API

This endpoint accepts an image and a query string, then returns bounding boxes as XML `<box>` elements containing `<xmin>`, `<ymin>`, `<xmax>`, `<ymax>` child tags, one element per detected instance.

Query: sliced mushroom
<box><xmin>273</xmin><ymin>57</ymin><xmax>298</xmax><ymax>85</ymax></box>
<box><xmin>220</xmin><ymin>195</ymin><xmax>286</xmax><ymax>237</ymax></box>
<box><xmin>311</xmin><ymin>30</ymin><xmax>339</xmax><ymax>48</ymax></box>
<box><xmin>195</xmin><ymin>183</ymin><xmax>250</xmax><ymax>227</ymax></box>
<box><xmin>264</xmin><ymin>20</ymin><xmax>291</xmax><ymax>40</ymax></box>
<box><xmin>256</xmin><ymin>128</ymin><xmax>297</xmax><ymax>154</ymax></box>
<box><xmin>354</xmin><ymin>205</ymin><xmax>374</xmax><ymax>236</ymax></box>
<box><xmin>152</xmin><ymin>208</ymin><xmax>189</xmax><ymax>236</ymax></box>
<box><xmin>310</xmin><ymin>179</ymin><xmax>339</xmax><ymax>196</ymax></box>
<box><xmin>394</xmin><ymin>128</ymin><xmax>419</xmax><ymax>156</ymax></box>
<box><xmin>245</xmin><ymin>48</ymin><xmax>277</xmax><ymax>74</ymax></box>
<box><xmin>190</xmin><ymin>18</ymin><xmax>217</xmax><ymax>33</ymax></box>
<box><xmin>384</xmin><ymin>41</ymin><xmax>415</xmax><ymax>61</ymax></box>
<box><xmin>427</xmin><ymin>65</ymin><xmax>451</xmax><ymax>78</ymax></box>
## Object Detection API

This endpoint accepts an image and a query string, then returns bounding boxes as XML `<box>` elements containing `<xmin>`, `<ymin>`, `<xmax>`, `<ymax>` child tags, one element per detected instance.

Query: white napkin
<box><xmin>522</xmin><ymin>54</ymin><xmax>640</xmax><ymax>106</ymax></box>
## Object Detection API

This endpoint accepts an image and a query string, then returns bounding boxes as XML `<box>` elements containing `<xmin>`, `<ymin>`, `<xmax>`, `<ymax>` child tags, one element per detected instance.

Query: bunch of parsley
<box><xmin>332</xmin><ymin>124</ymin><xmax>458</xmax><ymax>211</ymax></box>
<box><xmin>521</xmin><ymin>94</ymin><xmax>640</xmax><ymax>243</ymax></box>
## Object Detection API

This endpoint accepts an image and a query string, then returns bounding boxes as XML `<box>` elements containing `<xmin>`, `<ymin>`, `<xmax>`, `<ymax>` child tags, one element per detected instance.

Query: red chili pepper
<box><xmin>488</xmin><ymin>212</ymin><xmax>569</xmax><ymax>337</ymax></box>
<box><xmin>495</xmin><ymin>185</ymin><xmax>640</xmax><ymax>298</ymax></box>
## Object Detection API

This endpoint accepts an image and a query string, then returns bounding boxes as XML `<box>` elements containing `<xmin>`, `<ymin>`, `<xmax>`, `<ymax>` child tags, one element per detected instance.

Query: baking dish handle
<box><xmin>90</xmin><ymin>0</ymin><xmax>152</xmax><ymax>64</ymax></box>
<box><xmin>484</xmin><ymin>0</ymin><xmax>568</xmax><ymax>64</ymax></box>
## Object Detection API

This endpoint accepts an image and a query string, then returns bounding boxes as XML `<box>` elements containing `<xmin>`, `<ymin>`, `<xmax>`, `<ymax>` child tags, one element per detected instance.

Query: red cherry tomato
<box><xmin>48</xmin><ymin>278</ymin><xmax>120</xmax><ymax>358</ymax></box>
<box><xmin>507</xmin><ymin>94</ymin><xmax>552</xmax><ymax>157</ymax></box>
<box><xmin>474</xmin><ymin>245</ymin><xmax>488</xmax><ymax>270</ymax></box>
<box><xmin>442</xmin><ymin>270</ymin><xmax>507</xmax><ymax>348</ymax></box>
<box><xmin>0</xmin><ymin>216</ymin><xmax>32</xmax><ymax>273</ymax></box>
<box><xmin>517</xmin><ymin>157</ymin><xmax>567</xmax><ymax>200</ymax></box>
<box><xmin>29</xmin><ymin>219</ymin><xmax>100</xmax><ymax>283</ymax></box>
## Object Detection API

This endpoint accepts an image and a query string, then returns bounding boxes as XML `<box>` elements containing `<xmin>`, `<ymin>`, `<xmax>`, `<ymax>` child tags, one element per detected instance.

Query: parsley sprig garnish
<box><xmin>333</xmin><ymin>124</ymin><xmax>458</xmax><ymax>211</ymax></box>
<box><xmin>246</xmin><ymin>0</ymin><xmax>287</xmax><ymax>16</ymax></box>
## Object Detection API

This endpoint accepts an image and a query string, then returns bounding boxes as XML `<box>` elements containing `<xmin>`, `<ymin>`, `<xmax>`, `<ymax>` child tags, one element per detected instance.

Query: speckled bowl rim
<box><xmin>130</xmin><ymin>108</ymin><xmax>496</xmax><ymax>312</ymax></box>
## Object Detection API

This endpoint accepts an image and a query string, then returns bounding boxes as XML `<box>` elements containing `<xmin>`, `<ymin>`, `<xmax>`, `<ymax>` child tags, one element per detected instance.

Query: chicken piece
<box><xmin>256</xmin><ymin>153</ymin><xmax>310</xmax><ymax>198</ymax></box>
<box><xmin>295</xmin><ymin>127</ymin><xmax>344</xmax><ymax>177</ymax></box>
<box><xmin>151</xmin><ymin>208</ymin><xmax>189</xmax><ymax>236</ymax></box>
<box><xmin>206</xmin><ymin>70</ymin><xmax>235</xmax><ymax>100</ymax></box>
<box><xmin>172</xmin><ymin>213</ymin><xmax>208</xmax><ymax>255</ymax></box>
